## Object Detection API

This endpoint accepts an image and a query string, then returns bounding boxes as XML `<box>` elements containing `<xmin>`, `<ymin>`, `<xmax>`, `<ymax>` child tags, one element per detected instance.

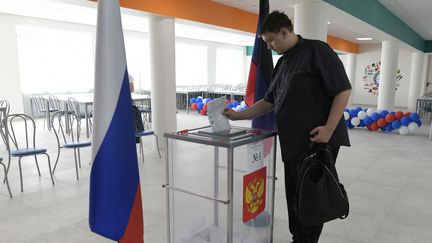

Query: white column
<box><xmin>408</xmin><ymin>52</ymin><xmax>426</xmax><ymax>111</ymax></box>
<box><xmin>377</xmin><ymin>40</ymin><xmax>399</xmax><ymax>111</ymax></box>
<box><xmin>149</xmin><ymin>15</ymin><xmax>177</xmax><ymax>150</ymax></box>
<box><xmin>420</xmin><ymin>55</ymin><xmax>430</xmax><ymax>96</ymax></box>
<box><xmin>346</xmin><ymin>53</ymin><xmax>357</xmax><ymax>105</ymax></box>
<box><xmin>294</xmin><ymin>2</ymin><xmax>328</xmax><ymax>41</ymax></box>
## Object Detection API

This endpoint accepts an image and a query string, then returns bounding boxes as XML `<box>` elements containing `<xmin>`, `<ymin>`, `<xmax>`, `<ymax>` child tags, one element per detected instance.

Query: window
<box><xmin>175</xmin><ymin>42</ymin><xmax>208</xmax><ymax>85</ymax></box>
<box><xmin>124</xmin><ymin>34</ymin><xmax>151</xmax><ymax>91</ymax></box>
<box><xmin>16</xmin><ymin>25</ymin><xmax>94</xmax><ymax>94</ymax></box>
<box><xmin>216</xmin><ymin>47</ymin><xmax>244</xmax><ymax>85</ymax></box>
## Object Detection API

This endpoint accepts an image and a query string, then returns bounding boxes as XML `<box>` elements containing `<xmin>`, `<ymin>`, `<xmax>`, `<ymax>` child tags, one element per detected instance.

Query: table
<box><xmin>43</xmin><ymin>93</ymin><xmax>150</xmax><ymax>138</ymax></box>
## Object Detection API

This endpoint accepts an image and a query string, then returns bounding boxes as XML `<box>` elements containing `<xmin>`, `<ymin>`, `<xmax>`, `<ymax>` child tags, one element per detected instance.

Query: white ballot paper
<box><xmin>207</xmin><ymin>96</ymin><xmax>230</xmax><ymax>132</ymax></box>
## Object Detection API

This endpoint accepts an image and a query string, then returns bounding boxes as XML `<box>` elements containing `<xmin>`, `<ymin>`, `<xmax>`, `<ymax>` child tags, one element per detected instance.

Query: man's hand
<box><xmin>222</xmin><ymin>108</ymin><xmax>240</xmax><ymax>120</ymax></box>
<box><xmin>310</xmin><ymin>126</ymin><xmax>332</xmax><ymax>143</ymax></box>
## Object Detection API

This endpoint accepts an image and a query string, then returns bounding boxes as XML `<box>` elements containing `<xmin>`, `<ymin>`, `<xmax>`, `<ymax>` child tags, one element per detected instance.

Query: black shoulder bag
<box><xmin>296</xmin><ymin>143</ymin><xmax>349</xmax><ymax>225</ymax></box>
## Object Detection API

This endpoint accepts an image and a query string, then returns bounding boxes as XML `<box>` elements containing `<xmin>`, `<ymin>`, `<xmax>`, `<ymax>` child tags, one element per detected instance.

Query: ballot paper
<box><xmin>207</xmin><ymin>96</ymin><xmax>230</xmax><ymax>132</ymax></box>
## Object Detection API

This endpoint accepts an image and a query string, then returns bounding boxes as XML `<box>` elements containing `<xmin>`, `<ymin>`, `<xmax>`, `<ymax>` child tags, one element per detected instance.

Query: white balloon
<box><xmin>351</xmin><ymin>117</ymin><xmax>361</xmax><ymax>126</ymax></box>
<box><xmin>366</xmin><ymin>108</ymin><xmax>375</xmax><ymax>117</ymax></box>
<box><xmin>197</xmin><ymin>96</ymin><xmax>203</xmax><ymax>99</ymax></box>
<box><xmin>241</xmin><ymin>101</ymin><xmax>246</xmax><ymax>107</ymax></box>
<box><xmin>344</xmin><ymin>111</ymin><xmax>350</xmax><ymax>120</ymax></box>
<box><xmin>203</xmin><ymin>98</ymin><xmax>208</xmax><ymax>104</ymax></box>
<box><xmin>399</xmin><ymin>126</ymin><xmax>409</xmax><ymax>135</ymax></box>
<box><xmin>408</xmin><ymin>122</ymin><xmax>418</xmax><ymax>132</ymax></box>
<box><xmin>357</xmin><ymin>110</ymin><xmax>367</xmax><ymax>120</ymax></box>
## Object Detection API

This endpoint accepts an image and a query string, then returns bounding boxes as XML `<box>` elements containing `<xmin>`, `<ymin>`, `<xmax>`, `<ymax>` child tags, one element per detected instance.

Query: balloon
<box><xmin>380</xmin><ymin>110</ymin><xmax>389</xmax><ymax>118</ymax></box>
<box><xmin>226</xmin><ymin>103</ymin><xmax>233</xmax><ymax>108</ymax></box>
<box><xmin>191</xmin><ymin>103</ymin><xmax>198</xmax><ymax>111</ymax></box>
<box><xmin>384</xmin><ymin>123</ymin><xmax>393</xmax><ymax>132</ymax></box>
<box><xmin>203</xmin><ymin>104</ymin><xmax>208</xmax><ymax>111</ymax></box>
<box><xmin>197</xmin><ymin>102</ymin><xmax>204</xmax><ymax>110</ymax></box>
<box><xmin>368</xmin><ymin>122</ymin><xmax>379</xmax><ymax>131</ymax></box>
<box><xmin>416</xmin><ymin>120</ymin><xmax>422</xmax><ymax>127</ymax></box>
<box><xmin>357</xmin><ymin>110</ymin><xmax>367</xmax><ymax>120</ymax></box>
<box><xmin>241</xmin><ymin>101</ymin><xmax>246</xmax><ymax>107</ymax></box>
<box><xmin>400</xmin><ymin>117</ymin><xmax>411</xmax><ymax>126</ymax></box>
<box><xmin>405</xmin><ymin>112</ymin><xmax>411</xmax><ymax>117</ymax></box>
<box><xmin>409</xmin><ymin>113</ymin><xmax>420</xmax><ymax>122</ymax></box>
<box><xmin>394</xmin><ymin>111</ymin><xmax>404</xmax><ymax>120</ymax></box>
<box><xmin>196</xmin><ymin>97</ymin><xmax>203</xmax><ymax>103</ymax></box>
<box><xmin>200</xmin><ymin>109</ymin><xmax>207</xmax><ymax>115</ymax></box>
<box><xmin>351</xmin><ymin>117</ymin><xmax>361</xmax><ymax>126</ymax></box>
<box><xmin>366</xmin><ymin>108</ymin><xmax>376</xmax><ymax>117</ymax></box>
<box><xmin>349</xmin><ymin>109</ymin><xmax>357</xmax><ymax>118</ymax></box>
<box><xmin>190</xmin><ymin>98</ymin><xmax>197</xmax><ymax>104</ymax></box>
<box><xmin>345</xmin><ymin>120</ymin><xmax>350</xmax><ymax>127</ymax></box>
<box><xmin>390</xmin><ymin>111</ymin><xmax>395</xmax><ymax>115</ymax></box>
<box><xmin>399</xmin><ymin>126</ymin><xmax>409</xmax><ymax>135</ymax></box>
<box><xmin>344</xmin><ymin>111</ymin><xmax>350</xmax><ymax>120</ymax></box>
<box><xmin>359</xmin><ymin>120</ymin><xmax>366</xmax><ymax>127</ymax></box>
<box><xmin>197</xmin><ymin>96</ymin><xmax>203</xmax><ymax>99</ymax></box>
<box><xmin>391</xmin><ymin>120</ymin><xmax>401</xmax><ymax>129</ymax></box>
<box><xmin>408</xmin><ymin>122</ymin><xmax>418</xmax><ymax>132</ymax></box>
<box><xmin>225</xmin><ymin>99</ymin><xmax>231</xmax><ymax>104</ymax></box>
<box><xmin>385</xmin><ymin>114</ymin><xmax>395</xmax><ymax>123</ymax></box>
<box><xmin>377</xmin><ymin>118</ymin><xmax>387</xmax><ymax>128</ymax></box>
<box><xmin>371</xmin><ymin>113</ymin><xmax>381</xmax><ymax>121</ymax></box>
<box><xmin>206</xmin><ymin>98</ymin><xmax>212</xmax><ymax>104</ymax></box>
<box><xmin>363</xmin><ymin>117</ymin><xmax>373</xmax><ymax>125</ymax></box>
<box><xmin>232</xmin><ymin>101</ymin><xmax>239</xmax><ymax>107</ymax></box>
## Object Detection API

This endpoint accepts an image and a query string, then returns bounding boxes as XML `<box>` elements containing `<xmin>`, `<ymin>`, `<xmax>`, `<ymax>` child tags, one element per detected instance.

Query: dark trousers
<box><xmin>284</xmin><ymin>146</ymin><xmax>340</xmax><ymax>243</ymax></box>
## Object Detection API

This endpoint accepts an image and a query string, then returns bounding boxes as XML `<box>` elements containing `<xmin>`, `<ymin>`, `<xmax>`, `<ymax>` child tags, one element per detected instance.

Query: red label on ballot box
<box><xmin>243</xmin><ymin>166</ymin><xmax>266</xmax><ymax>223</ymax></box>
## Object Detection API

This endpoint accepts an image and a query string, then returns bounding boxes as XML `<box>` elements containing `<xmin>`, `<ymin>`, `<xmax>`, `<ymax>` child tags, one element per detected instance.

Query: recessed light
<box><xmin>327</xmin><ymin>21</ymin><xmax>331</xmax><ymax>24</ymax></box>
<box><xmin>356</xmin><ymin>37</ymin><xmax>373</xmax><ymax>41</ymax></box>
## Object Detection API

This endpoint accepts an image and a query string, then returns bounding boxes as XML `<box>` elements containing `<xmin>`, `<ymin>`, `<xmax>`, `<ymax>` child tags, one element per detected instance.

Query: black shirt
<box><xmin>264</xmin><ymin>36</ymin><xmax>351</xmax><ymax>162</ymax></box>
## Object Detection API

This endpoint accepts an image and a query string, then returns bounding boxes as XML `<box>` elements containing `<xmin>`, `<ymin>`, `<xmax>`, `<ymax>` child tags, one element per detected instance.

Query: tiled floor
<box><xmin>0</xmin><ymin>111</ymin><xmax>431</xmax><ymax>243</ymax></box>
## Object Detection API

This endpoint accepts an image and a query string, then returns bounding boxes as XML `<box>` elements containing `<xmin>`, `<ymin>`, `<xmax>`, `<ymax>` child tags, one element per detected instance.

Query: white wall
<box><xmin>0</xmin><ymin>14</ymin><xmax>24</xmax><ymax>113</ymax></box>
<box><xmin>352</xmin><ymin>43</ymin><xmax>412</xmax><ymax>108</ymax></box>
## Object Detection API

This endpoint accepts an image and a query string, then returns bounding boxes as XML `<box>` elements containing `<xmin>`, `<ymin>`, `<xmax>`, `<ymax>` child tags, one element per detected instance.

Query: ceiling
<box><xmin>211</xmin><ymin>0</ymin><xmax>431</xmax><ymax>50</ymax></box>
<box><xmin>378</xmin><ymin>0</ymin><xmax>432</xmax><ymax>40</ymax></box>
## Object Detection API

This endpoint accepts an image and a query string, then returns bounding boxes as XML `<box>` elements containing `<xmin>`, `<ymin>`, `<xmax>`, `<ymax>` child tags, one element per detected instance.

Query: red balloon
<box><xmin>377</xmin><ymin>118</ymin><xmax>387</xmax><ymax>128</ymax></box>
<box><xmin>394</xmin><ymin>111</ymin><xmax>404</xmax><ymax>120</ymax></box>
<box><xmin>404</xmin><ymin>112</ymin><xmax>411</xmax><ymax>117</ymax></box>
<box><xmin>369</xmin><ymin>122</ymin><xmax>379</xmax><ymax>131</ymax></box>
<box><xmin>225</xmin><ymin>99</ymin><xmax>230</xmax><ymax>104</ymax></box>
<box><xmin>385</xmin><ymin>114</ymin><xmax>395</xmax><ymax>123</ymax></box>
<box><xmin>203</xmin><ymin>104</ymin><xmax>208</xmax><ymax>111</ymax></box>
<box><xmin>191</xmin><ymin>103</ymin><xmax>198</xmax><ymax>111</ymax></box>
<box><xmin>200</xmin><ymin>109</ymin><xmax>207</xmax><ymax>115</ymax></box>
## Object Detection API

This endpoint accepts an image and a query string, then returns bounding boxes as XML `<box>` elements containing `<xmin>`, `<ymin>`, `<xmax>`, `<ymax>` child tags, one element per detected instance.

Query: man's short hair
<box><xmin>259</xmin><ymin>11</ymin><xmax>293</xmax><ymax>36</ymax></box>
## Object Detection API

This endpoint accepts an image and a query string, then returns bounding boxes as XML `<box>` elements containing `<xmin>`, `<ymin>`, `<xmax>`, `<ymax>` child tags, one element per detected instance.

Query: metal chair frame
<box><xmin>2</xmin><ymin>114</ymin><xmax>54</xmax><ymax>192</ymax></box>
<box><xmin>51</xmin><ymin>111</ymin><xmax>90</xmax><ymax>180</ymax></box>
<box><xmin>67</xmin><ymin>97</ymin><xmax>92</xmax><ymax>132</ymax></box>
<box><xmin>136</xmin><ymin>130</ymin><xmax>161</xmax><ymax>163</ymax></box>
<box><xmin>0</xmin><ymin>100</ymin><xmax>10</xmax><ymax>147</ymax></box>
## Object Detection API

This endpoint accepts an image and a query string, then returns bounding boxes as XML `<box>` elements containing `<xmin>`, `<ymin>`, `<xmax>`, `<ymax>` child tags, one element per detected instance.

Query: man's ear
<box><xmin>280</xmin><ymin>27</ymin><xmax>290</xmax><ymax>39</ymax></box>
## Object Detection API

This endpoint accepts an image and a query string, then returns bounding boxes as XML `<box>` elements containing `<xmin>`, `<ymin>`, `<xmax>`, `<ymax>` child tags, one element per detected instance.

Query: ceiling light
<box><xmin>327</xmin><ymin>21</ymin><xmax>331</xmax><ymax>24</ymax></box>
<box><xmin>356</xmin><ymin>37</ymin><xmax>373</xmax><ymax>41</ymax></box>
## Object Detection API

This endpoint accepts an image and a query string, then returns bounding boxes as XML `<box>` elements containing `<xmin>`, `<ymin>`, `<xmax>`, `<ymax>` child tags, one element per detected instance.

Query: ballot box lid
<box><xmin>164</xmin><ymin>126</ymin><xmax>276</xmax><ymax>148</ymax></box>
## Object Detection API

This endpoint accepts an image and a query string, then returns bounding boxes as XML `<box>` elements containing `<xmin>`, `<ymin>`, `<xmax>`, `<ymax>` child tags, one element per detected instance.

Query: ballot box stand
<box><xmin>164</xmin><ymin>126</ymin><xmax>277</xmax><ymax>243</ymax></box>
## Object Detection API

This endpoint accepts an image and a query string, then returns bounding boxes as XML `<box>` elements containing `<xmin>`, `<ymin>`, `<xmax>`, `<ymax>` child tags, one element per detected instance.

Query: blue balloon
<box><xmin>380</xmin><ymin>110</ymin><xmax>389</xmax><ymax>118</ymax></box>
<box><xmin>344</xmin><ymin>108</ymin><xmax>349</xmax><ymax>113</ymax></box>
<box><xmin>226</xmin><ymin>103</ymin><xmax>233</xmax><ymax>108</ymax></box>
<box><xmin>348</xmin><ymin>123</ymin><xmax>354</xmax><ymax>129</ymax></box>
<box><xmin>390</xmin><ymin>111</ymin><xmax>395</xmax><ymax>115</ymax></box>
<box><xmin>232</xmin><ymin>101</ymin><xmax>239</xmax><ymax>107</ymax></box>
<box><xmin>371</xmin><ymin>113</ymin><xmax>381</xmax><ymax>121</ymax></box>
<box><xmin>355</xmin><ymin>107</ymin><xmax>363</xmax><ymax>113</ymax></box>
<box><xmin>349</xmin><ymin>109</ymin><xmax>357</xmax><ymax>118</ymax></box>
<box><xmin>391</xmin><ymin>120</ymin><xmax>401</xmax><ymax>129</ymax></box>
<box><xmin>416</xmin><ymin>120</ymin><xmax>422</xmax><ymax>127</ymax></box>
<box><xmin>359</xmin><ymin>120</ymin><xmax>366</xmax><ymax>127</ymax></box>
<box><xmin>196</xmin><ymin>98</ymin><xmax>203</xmax><ymax>103</ymax></box>
<box><xmin>197</xmin><ymin>102</ymin><xmax>204</xmax><ymax>110</ymax></box>
<box><xmin>400</xmin><ymin>117</ymin><xmax>411</xmax><ymax>126</ymax></box>
<box><xmin>206</xmin><ymin>98</ymin><xmax>212</xmax><ymax>104</ymax></box>
<box><xmin>363</xmin><ymin>117</ymin><xmax>373</xmax><ymax>125</ymax></box>
<box><xmin>409</xmin><ymin>113</ymin><xmax>420</xmax><ymax>122</ymax></box>
<box><xmin>190</xmin><ymin>98</ymin><xmax>197</xmax><ymax>104</ymax></box>
<box><xmin>384</xmin><ymin>124</ymin><xmax>393</xmax><ymax>132</ymax></box>
<box><xmin>345</xmin><ymin>120</ymin><xmax>350</xmax><ymax>127</ymax></box>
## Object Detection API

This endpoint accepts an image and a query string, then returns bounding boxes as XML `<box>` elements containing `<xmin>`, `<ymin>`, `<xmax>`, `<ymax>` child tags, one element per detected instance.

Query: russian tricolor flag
<box><xmin>245</xmin><ymin>0</ymin><xmax>274</xmax><ymax>132</ymax></box>
<box><xmin>89</xmin><ymin>0</ymin><xmax>143</xmax><ymax>242</ymax></box>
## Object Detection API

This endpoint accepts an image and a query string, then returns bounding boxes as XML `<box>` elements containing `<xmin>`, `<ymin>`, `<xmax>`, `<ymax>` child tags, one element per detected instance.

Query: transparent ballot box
<box><xmin>164</xmin><ymin>126</ymin><xmax>277</xmax><ymax>243</ymax></box>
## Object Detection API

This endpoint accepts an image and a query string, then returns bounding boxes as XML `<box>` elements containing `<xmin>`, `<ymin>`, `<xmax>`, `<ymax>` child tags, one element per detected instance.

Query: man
<box><xmin>223</xmin><ymin>11</ymin><xmax>351</xmax><ymax>243</ymax></box>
